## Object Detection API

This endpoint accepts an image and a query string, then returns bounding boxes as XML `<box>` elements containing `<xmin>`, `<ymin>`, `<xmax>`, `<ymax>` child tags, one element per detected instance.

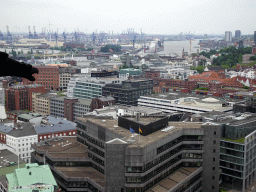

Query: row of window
<box><xmin>157</xmin><ymin>135</ymin><xmax>203</xmax><ymax>154</ymax></box>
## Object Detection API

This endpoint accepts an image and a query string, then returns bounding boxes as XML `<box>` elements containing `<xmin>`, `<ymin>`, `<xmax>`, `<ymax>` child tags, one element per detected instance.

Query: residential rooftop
<box><xmin>7</xmin><ymin>122</ymin><xmax>37</xmax><ymax>137</ymax></box>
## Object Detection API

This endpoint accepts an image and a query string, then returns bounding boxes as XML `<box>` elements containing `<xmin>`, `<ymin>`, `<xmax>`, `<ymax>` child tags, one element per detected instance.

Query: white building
<box><xmin>6</xmin><ymin>122</ymin><xmax>37</xmax><ymax>163</ymax></box>
<box><xmin>160</xmin><ymin>68</ymin><xmax>198</xmax><ymax>80</ymax></box>
<box><xmin>225</xmin><ymin>31</ymin><xmax>232</xmax><ymax>42</ymax></box>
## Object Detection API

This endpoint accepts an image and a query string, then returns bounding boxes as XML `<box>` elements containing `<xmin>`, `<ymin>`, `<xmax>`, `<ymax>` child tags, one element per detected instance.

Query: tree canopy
<box><xmin>100</xmin><ymin>44</ymin><xmax>121</xmax><ymax>53</ymax></box>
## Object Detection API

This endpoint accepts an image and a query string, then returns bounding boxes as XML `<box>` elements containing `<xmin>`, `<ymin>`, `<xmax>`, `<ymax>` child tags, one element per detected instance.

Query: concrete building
<box><xmin>0</xmin><ymin>88</ymin><xmax>5</xmax><ymax>106</ymax></box>
<box><xmin>138</xmin><ymin>91</ymin><xmax>244</xmax><ymax>114</ymax></box>
<box><xmin>50</xmin><ymin>96</ymin><xmax>92</xmax><ymax>121</ymax></box>
<box><xmin>103</xmin><ymin>79</ymin><xmax>153</xmax><ymax>106</ymax></box>
<box><xmin>196</xmin><ymin>112</ymin><xmax>256</xmax><ymax>191</ymax></box>
<box><xmin>6</xmin><ymin>122</ymin><xmax>37</xmax><ymax>163</ymax></box>
<box><xmin>1</xmin><ymin>163</ymin><xmax>59</xmax><ymax>192</ymax></box>
<box><xmin>31</xmin><ymin>114</ymin><xmax>221</xmax><ymax>192</ymax></box>
<box><xmin>59</xmin><ymin>67</ymin><xmax>78</xmax><ymax>91</ymax></box>
<box><xmin>119</xmin><ymin>68</ymin><xmax>142</xmax><ymax>80</ymax></box>
<box><xmin>32</xmin><ymin>92</ymin><xmax>57</xmax><ymax>115</ymax></box>
<box><xmin>160</xmin><ymin>68</ymin><xmax>198</xmax><ymax>80</ymax></box>
<box><xmin>235</xmin><ymin>30</ymin><xmax>241</xmax><ymax>38</ymax></box>
<box><xmin>225</xmin><ymin>31</ymin><xmax>232</xmax><ymax>42</ymax></box>
<box><xmin>254</xmin><ymin>31</ymin><xmax>256</xmax><ymax>44</ymax></box>
<box><xmin>5</xmin><ymin>84</ymin><xmax>47</xmax><ymax>112</ymax></box>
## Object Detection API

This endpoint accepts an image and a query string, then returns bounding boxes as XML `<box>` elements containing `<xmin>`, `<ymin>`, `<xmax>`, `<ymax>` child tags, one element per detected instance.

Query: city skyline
<box><xmin>1</xmin><ymin>0</ymin><xmax>256</xmax><ymax>35</ymax></box>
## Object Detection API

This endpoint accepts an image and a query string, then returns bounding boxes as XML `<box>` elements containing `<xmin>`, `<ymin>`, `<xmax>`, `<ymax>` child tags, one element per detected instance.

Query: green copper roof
<box><xmin>6</xmin><ymin>163</ymin><xmax>58</xmax><ymax>192</ymax></box>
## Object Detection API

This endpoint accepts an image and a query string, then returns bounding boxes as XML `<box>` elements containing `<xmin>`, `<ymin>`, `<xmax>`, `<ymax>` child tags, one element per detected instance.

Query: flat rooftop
<box><xmin>33</xmin><ymin>137</ymin><xmax>88</xmax><ymax>158</ymax></box>
<box><xmin>79</xmin><ymin>117</ymin><xmax>203</xmax><ymax>148</ymax></box>
<box><xmin>146</xmin><ymin>167</ymin><xmax>201</xmax><ymax>192</ymax></box>
<box><xmin>55</xmin><ymin>167</ymin><xmax>105</xmax><ymax>187</ymax></box>
<box><xmin>141</xmin><ymin>91</ymin><xmax>243</xmax><ymax>103</ymax></box>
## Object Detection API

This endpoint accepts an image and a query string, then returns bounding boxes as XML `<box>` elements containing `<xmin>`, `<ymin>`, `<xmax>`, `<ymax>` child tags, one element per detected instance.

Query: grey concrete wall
<box><xmin>202</xmin><ymin>123</ymin><xmax>221</xmax><ymax>192</ymax></box>
<box><xmin>105</xmin><ymin>142</ymin><xmax>127</xmax><ymax>192</ymax></box>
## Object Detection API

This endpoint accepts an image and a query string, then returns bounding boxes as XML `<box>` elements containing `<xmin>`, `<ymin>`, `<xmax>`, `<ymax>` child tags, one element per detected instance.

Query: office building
<box><xmin>5</xmin><ymin>84</ymin><xmax>47</xmax><ymax>111</ymax></box>
<box><xmin>103</xmin><ymin>79</ymin><xmax>153</xmax><ymax>106</ymax></box>
<box><xmin>72</xmin><ymin>78</ymin><xmax>121</xmax><ymax>99</ymax></box>
<box><xmin>196</xmin><ymin>112</ymin><xmax>256</xmax><ymax>191</ymax></box>
<box><xmin>59</xmin><ymin>67</ymin><xmax>78</xmax><ymax>91</ymax></box>
<box><xmin>225</xmin><ymin>31</ymin><xmax>232</xmax><ymax>42</ymax></box>
<box><xmin>235</xmin><ymin>30</ymin><xmax>241</xmax><ymax>38</ymax></box>
<box><xmin>0</xmin><ymin>88</ymin><xmax>5</xmax><ymax>106</ymax></box>
<box><xmin>32</xmin><ymin>92</ymin><xmax>57</xmax><ymax>115</ymax></box>
<box><xmin>254</xmin><ymin>31</ymin><xmax>256</xmax><ymax>44</ymax></box>
<box><xmin>22</xmin><ymin>66</ymin><xmax>60</xmax><ymax>90</ymax></box>
<box><xmin>31</xmin><ymin>114</ymin><xmax>221</xmax><ymax>191</ymax></box>
<box><xmin>138</xmin><ymin>91</ymin><xmax>243</xmax><ymax>114</ymax></box>
<box><xmin>50</xmin><ymin>96</ymin><xmax>92</xmax><ymax>121</ymax></box>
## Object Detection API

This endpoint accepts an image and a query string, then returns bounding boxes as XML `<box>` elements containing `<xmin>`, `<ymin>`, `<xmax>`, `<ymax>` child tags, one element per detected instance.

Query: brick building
<box><xmin>5</xmin><ymin>84</ymin><xmax>47</xmax><ymax>111</ymax></box>
<box><xmin>64</xmin><ymin>97</ymin><xmax>79</xmax><ymax>122</ymax></box>
<box><xmin>35</xmin><ymin>123</ymin><xmax>77</xmax><ymax>142</ymax></box>
<box><xmin>22</xmin><ymin>66</ymin><xmax>60</xmax><ymax>90</ymax></box>
<box><xmin>156</xmin><ymin>79</ymin><xmax>198</xmax><ymax>92</ymax></box>
<box><xmin>90</xmin><ymin>96</ymin><xmax>115</xmax><ymax>111</ymax></box>
<box><xmin>0</xmin><ymin>125</ymin><xmax>12</xmax><ymax>144</ymax></box>
<box><xmin>144</xmin><ymin>69</ymin><xmax>160</xmax><ymax>81</ymax></box>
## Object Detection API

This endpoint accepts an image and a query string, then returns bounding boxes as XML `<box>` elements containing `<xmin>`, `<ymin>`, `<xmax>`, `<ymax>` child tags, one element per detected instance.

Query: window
<box><xmin>213</xmin><ymin>167</ymin><xmax>215</xmax><ymax>170</ymax></box>
<box><xmin>212</xmin><ymin>176</ymin><xmax>215</xmax><ymax>180</ymax></box>
<box><xmin>214</xmin><ymin>131</ymin><xmax>216</xmax><ymax>135</ymax></box>
<box><xmin>213</xmin><ymin>140</ymin><xmax>216</xmax><ymax>144</ymax></box>
<box><xmin>213</xmin><ymin>158</ymin><xmax>215</xmax><ymax>161</ymax></box>
<box><xmin>213</xmin><ymin>149</ymin><xmax>216</xmax><ymax>153</ymax></box>
<box><xmin>212</xmin><ymin>186</ymin><xmax>214</xmax><ymax>189</ymax></box>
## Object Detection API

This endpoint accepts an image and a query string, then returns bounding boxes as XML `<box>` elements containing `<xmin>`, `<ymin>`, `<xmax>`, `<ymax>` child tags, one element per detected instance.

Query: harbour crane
<box><xmin>28</xmin><ymin>26</ymin><xmax>33</xmax><ymax>39</ymax></box>
<box><xmin>6</xmin><ymin>25</ymin><xmax>12</xmax><ymax>43</ymax></box>
<box><xmin>33</xmin><ymin>26</ymin><xmax>38</xmax><ymax>39</ymax></box>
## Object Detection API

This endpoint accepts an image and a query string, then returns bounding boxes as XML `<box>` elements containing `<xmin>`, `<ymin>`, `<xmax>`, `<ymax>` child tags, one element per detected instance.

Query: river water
<box><xmin>158</xmin><ymin>39</ymin><xmax>201</xmax><ymax>57</ymax></box>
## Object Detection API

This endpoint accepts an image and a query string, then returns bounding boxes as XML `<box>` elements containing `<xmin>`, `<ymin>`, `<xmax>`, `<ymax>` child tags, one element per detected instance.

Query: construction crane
<box><xmin>28</xmin><ymin>26</ymin><xmax>33</xmax><ymax>39</ymax></box>
<box><xmin>33</xmin><ymin>26</ymin><xmax>38</xmax><ymax>39</ymax></box>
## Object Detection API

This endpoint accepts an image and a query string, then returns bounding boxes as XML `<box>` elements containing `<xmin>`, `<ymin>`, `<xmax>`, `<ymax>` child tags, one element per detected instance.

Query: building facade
<box><xmin>31</xmin><ymin>114</ymin><xmax>222</xmax><ymax>192</ymax></box>
<box><xmin>103</xmin><ymin>79</ymin><xmax>153</xmax><ymax>106</ymax></box>
<box><xmin>6</xmin><ymin>122</ymin><xmax>38</xmax><ymax>163</ymax></box>
<box><xmin>5</xmin><ymin>84</ymin><xmax>47</xmax><ymax>111</ymax></box>
<box><xmin>22</xmin><ymin>66</ymin><xmax>60</xmax><ymax>90</ymax></box>
<box><xmin>225</xmin><ymin>31</ymin><xmax>232</xmax><ymax>42</ymax></box>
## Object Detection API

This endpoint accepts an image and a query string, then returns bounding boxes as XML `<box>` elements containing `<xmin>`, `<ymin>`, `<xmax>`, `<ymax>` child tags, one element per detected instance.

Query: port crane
<box><xmin>6</xmin><ymin>25</ymin><xmax>12</xmax><ymax>43</ymax></box>
<box><xmin>33</xmin><ymin>26</ymin><xmax>38</xmax><ymax>39</ymax></box>
<box><xmin>28</xmin><ymin>26</ymin><xmax>33</xmax><ymax>39</ymax></box>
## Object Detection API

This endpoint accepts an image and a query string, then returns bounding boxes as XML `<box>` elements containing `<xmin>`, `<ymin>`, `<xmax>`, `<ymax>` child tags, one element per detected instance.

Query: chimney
<box><xmin>136</xmin><ymin>112</ymin><xmax>140</xmax><ymax>122</ymax></box>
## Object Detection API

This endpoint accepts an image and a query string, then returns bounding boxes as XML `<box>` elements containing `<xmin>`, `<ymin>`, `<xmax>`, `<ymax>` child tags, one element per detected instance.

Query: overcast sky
<box><xmin>1</xmin><ymin>0</ymin><xmax>256</xmax><ymax>35</ymax></box>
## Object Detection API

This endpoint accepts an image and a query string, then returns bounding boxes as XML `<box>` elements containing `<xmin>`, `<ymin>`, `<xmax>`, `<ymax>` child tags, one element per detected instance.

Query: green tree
<box><xmin>196</xmin><ymin>66</ymin><xmax>205</xmax><ymax>74</ymax></box>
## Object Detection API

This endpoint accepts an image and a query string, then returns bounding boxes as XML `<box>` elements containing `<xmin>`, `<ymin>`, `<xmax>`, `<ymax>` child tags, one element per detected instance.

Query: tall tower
<box><xmin>182</xmin><ymin>48</ymin><xmax>185</xmax><ymax>58</ymax></box>
<box><xmin>254</xmin><ymin>31</ymin><xmax>256</xmax><ymax>45</ymax></box>
<box><xmin>224</xmin><ymin>31</ymin><xmax>232</xmax><ymax>42</ymax></box>
<box><xmin>235</xmin><ymin>30</ymin><xmax>241</xmax><ymax>38</ymax></box>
